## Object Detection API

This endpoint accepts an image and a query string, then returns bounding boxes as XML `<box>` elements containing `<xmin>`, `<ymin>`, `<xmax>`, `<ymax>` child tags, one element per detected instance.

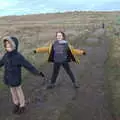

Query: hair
<box><xmin>56</xmin><ymin>31</ymin><xmax>66</xmax><ymax>40</ymax></box>
<box><xmin>3</xmin><ymin>39</ymin><xmax>14</xmax><ymax>50</ymax></box>
<box><xmin>4</xmin><ymin>39</ymin><xmax>9</xmax><ymax>48</ymax></box>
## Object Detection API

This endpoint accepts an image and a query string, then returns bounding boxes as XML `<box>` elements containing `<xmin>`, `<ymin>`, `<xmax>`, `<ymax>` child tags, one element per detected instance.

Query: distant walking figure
<box><xmin>102</xmin><ymin>23</ymin><xmax>105</xmax><ymax>29</ymax></box>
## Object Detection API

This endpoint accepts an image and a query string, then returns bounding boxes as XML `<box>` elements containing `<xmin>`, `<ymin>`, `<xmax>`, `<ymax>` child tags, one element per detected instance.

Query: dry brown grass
<box><xmin>0</xmin><ymin>12</ymin><xmax>120</xmax><ymax>115</ymax></box>
<box><xmin>0</xmin><ymin>11</ymin><xmax>120</xmax><ymax>119</ymax></box>
<box><xmin>0</xmin><ymin>11</ymin><xmax>117</xmax><ymax>77</ymax></box>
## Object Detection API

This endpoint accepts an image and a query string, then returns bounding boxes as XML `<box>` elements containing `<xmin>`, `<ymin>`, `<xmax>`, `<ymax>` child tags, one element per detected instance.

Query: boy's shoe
<box><xmin>12</xmin><ymin>104</ymin><xmax>20</xmax><ymax>114</ymax></box>
<box><xmin>17</xmin><ymin>106</ymin><xmax>26</xmax><ymax>114</ymax></box>
<box><xmin>73</xmin><ymin>83</ymin><xmax>80</xmax><ymax>88</ymax></box>
<box><xmin>46</xmin><ymin>83</ymin><xmax>55</xmax><ymax>89</ymax></box>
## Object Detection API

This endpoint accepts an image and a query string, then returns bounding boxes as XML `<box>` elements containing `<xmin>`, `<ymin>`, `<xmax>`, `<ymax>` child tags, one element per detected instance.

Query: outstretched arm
<box><xmin>72</xmin><ymin>49</ymin><xmax>86</xmax><ymax>55</ymax></box>
<box><xmin>69</xmin><ymin>44</ymin><xmax>86</xmax><ymax>56</ymax></box>
<box><xmin>19</xmin><ymin>55</ymin><xmax>44</xmax><ymax>76</ymax></box>
<box><xmin>33</xmin><ymin>47</ymin><xmax>49</xmax><ymax>53</ymax></box>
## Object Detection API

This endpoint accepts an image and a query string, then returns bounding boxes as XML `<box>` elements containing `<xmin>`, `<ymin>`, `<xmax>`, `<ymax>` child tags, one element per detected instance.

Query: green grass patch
<box><xmin>105</xmin><ymin>25</ymin><xmax>120</xmax><ymax>117</ymax></box>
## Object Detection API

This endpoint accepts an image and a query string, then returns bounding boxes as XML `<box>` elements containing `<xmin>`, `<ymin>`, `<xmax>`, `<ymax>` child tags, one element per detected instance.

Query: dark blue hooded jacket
<box><xmin>0</xmin><ymin>36</ymin><xmax>40</xmax><ymax>87</ymax></box>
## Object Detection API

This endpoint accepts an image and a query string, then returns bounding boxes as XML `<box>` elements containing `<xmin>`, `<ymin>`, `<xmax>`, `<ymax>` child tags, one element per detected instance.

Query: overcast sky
<box><xmin>0</xmin><ymin>0</ymin><xmax>120</xmax><ymax>16</ymax></box>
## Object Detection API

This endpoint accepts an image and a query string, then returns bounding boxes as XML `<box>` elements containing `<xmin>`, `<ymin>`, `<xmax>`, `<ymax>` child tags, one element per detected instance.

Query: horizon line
<box><xmin>0</xmin><ymin>10</ymin><xmax>120</xmax><ymax>17</ymax></box>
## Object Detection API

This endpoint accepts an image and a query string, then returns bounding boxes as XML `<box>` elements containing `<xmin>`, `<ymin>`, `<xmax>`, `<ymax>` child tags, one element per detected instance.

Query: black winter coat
<box><xmin>0</xmin><ymin>36</ymin><xmax>40</xmax><ymax>87</ymax></box>
<box><xmin>0</xmin><ymin>51</ymin><xmax>40</xmax><ymax>87</ymax></box>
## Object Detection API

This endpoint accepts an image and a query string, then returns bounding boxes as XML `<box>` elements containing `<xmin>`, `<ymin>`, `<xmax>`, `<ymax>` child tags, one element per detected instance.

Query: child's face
<box><xmin>56</xmin><ymin>32</ymin><xmax>64</xmax><ymax>40</ymax></box>
<box><xmin>5</xmin><ymin>41</ymin><xmax>13</xmax><ymax>52</ymax></box>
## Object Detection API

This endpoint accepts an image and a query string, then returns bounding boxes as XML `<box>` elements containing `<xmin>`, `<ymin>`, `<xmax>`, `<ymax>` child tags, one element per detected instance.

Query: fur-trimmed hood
<box><xmin>3</xmin><ymin>36</ymin><xmax>19</xmax><ymax>51</ymax></box>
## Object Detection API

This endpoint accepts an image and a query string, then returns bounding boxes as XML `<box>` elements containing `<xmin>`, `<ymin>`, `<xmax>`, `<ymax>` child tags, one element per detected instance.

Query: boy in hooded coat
<box><xmin>0</xmin><ymin>36</ymin><xmax>44</xmax><ymax>114</ymax></box>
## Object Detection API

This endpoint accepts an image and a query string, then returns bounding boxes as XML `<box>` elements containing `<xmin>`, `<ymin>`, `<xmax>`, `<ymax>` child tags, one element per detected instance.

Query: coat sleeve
<box><xmin>19</xmin><ymin>55</ymin><xmax>40</xmax><ymax>75</ymax></box>
<box><xmin>72</xmin><ymin>49</ymin><xmax>85</xmax><ymax>55</ymax></box>
<box><xmin>35</xmin><ymin>47</ymin><xmax>49</xmax><ymax>53</ymax></box>
<box><xmin>69</xmin><ymin>45</ymin><xmax>85</xmax><ymax>55</ymax></box>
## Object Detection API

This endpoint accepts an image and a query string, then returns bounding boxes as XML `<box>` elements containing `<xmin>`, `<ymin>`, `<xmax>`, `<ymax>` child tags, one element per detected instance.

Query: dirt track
<box><xmin>0</xmin><ymin>28</ymin><xmax>113</xmax><ymax>120</ymax></box>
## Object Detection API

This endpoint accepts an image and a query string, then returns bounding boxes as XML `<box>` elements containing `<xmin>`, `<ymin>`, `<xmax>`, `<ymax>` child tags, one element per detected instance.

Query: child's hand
<box><xmin>39</xmin><ymin>72</ymin><xmax>45</xmax><ymax>77</ymax></box>
<box><xmin>33</xmin><ymin>50</ymin><xmax>36</xmax><ymax>53</ymax></box>
<box><xmin>80</xmin><ymin>50</ymin><xmax>86</xmax><ymax>55</ymax></box>
<box><xmin>83</xmin><ymin>51</ymin><xmax>86</xmax><ymax>55</ymax></box>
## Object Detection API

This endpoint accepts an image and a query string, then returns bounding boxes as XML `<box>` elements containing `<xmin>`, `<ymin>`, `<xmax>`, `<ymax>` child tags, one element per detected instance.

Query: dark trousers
<box><xmin>51</xmin><ymin>63</ymin><xmax>76</xmax><ymax>84</ymax></box>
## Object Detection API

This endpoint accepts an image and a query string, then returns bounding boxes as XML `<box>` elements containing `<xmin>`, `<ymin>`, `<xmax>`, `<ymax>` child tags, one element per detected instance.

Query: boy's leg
<box><xmin>47</xmin><ymin>63</ymin><xmax>61</xmax><ymax>89</ymax></box>
<box><xmin>51</xmin><ymin>63</ymin><xmax>61</xmax><ymax>84</ymax></box>
<box><xmin>62</xmin><ymin>63</ymin><xmax>79</xmax><ymax>88</ymax></box>
<box><xmin>62</xmin><ymin>63</ymin><xmax>76</xmax><ymax>83</ymax></box>
<box><xmin>16</xmin><ymin>86</ymin><xmax>26</xmax><ymax>114</ymax></box>
<box><xmin>10</xmin><ymin>87</ymin><xmax>20</xmax><ymax>113</ymax></box>
<box><xmin>16</xmin><ymin>86</ymin><xmax>25</xmax><ymax>107</ymax></box>
<box><xmin>10</xmin><ymin>87</ymin><xmax>19</xmax><ymax>105</ymax></box>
